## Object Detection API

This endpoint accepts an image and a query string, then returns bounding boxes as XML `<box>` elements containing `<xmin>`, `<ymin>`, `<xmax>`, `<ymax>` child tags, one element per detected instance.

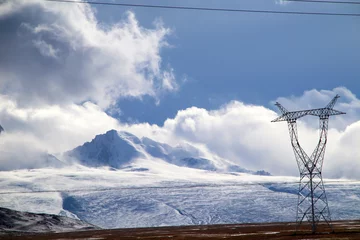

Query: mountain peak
<box><xmin>103</xmin><ymin>130</ymin><xmax>142</xmax><ymax>144</ymax></box>
<box><xmin>66</xmin><ymin>130</ymin><xmax>142</xmax><ymax>168</ymax></box>
<box><xmin>104</xmin><ymin>129</ymin><xmax>117</xmax><ymax>136</ymax></box>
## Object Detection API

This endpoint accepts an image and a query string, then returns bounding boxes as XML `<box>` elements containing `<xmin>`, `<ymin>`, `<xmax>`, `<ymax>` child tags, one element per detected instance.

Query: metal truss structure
<box><xmin>272</xmin><ymin>95</ymin><xmax>345</xmax><ymax>233</ymax></box>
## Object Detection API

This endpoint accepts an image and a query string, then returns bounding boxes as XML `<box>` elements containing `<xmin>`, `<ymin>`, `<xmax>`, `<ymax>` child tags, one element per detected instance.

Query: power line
<box><xmin>44</xmin><ymin>0</ymin><xmax>360</xmax><ymax>17</ymax></box>
<box><xmin>287</xmin><ymin>0</ymin><xmax>360</xmax><ymax>5</ymax></box>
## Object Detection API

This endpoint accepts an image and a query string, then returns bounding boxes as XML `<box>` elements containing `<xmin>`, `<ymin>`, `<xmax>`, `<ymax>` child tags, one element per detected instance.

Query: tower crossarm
<box><xmin>325</xmin><ymin>94</ymin><xmax>340</xmax><ymax>109</ymax></box>
<box><xmin>275</xmin><ymin>102</ymin><xmax>289</xmax><ymax>115</ymax></box>
<box><xmin>271</xmin><ymin>107</ymin><xmax>345</xmax><ymax>122</ymax></box>
<box><xmin>272</xmin><ymin>95</ymin><xmax>345</xmax><ymax>122</ymax></box>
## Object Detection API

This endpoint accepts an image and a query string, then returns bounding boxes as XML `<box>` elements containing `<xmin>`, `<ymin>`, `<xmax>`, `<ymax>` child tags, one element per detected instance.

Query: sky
<box><xmin>106</xmin><ymin>0</ymin><xmax>360</xmax><ymax>124</ymax></box>
<box><xmin>0</xmin><ymin>0</ymin><xmax>359</xmax><ymax>178</ymax></box>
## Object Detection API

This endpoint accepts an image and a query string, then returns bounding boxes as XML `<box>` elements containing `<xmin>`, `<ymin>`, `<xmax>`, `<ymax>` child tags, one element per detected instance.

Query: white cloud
<box><xmin>33</xmin><ymin>39</ymin><xmax>59</xmax><ymax>59</ymax></box>
<box><xmin>275</xmin><ymin>0</ymin><xmax>290</xmax><ymax>5</ymax></box>
<box><xmin>0</xmin><ymin>95</ymin><xmax>121</xmax><ymax>170</ymax></box>
<box><xmin>0</xmin><ymin>0</ymin><xmax>178</xmax><ymax>170</ymax></box>
<box><xmin>0</xmin><ymin>86</ymin><xmax>358</xmax><ymax>178</ymax></box>
<box><xmin>0</xmin><ymin>0</ymin><xmax>176</xmax><ymax>109</ymax></box>
<box><xmin>274</xmin><ymin>87</ymin><xmax>360</xmax><ymax>130</ymax></box>
<box><xmin>122</xmin><ymin>88</ymin><xmax>359</xmax><ymax>179</ymax></box>
<box><xmin>0</xmin><ymin>95</ymin><xmax>120</xmax><ymax>154</ymax></box>
<box><xmin>0</xmin><ymin>2</ymin><xmax>358</xmax><ymax>179</ymax></box>
<box><xmin>124</xmin><ymin>102</ymin><xmax>299</xmax><ymax>176</ymax></box>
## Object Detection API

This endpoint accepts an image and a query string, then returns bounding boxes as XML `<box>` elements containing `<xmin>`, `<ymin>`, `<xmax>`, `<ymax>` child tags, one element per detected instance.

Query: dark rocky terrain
<box><xmin>0</xmin><ymin>207</ymin><xmax>99</xmax><ymax>234</ymax></box>
<box><xmin>1</xmin><ymin>220</ymin><xmax>360</xmax><ymax>239</ymax></box>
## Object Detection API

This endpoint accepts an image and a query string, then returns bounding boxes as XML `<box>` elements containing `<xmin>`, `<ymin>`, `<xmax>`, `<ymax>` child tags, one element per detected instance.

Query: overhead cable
<box><xmin>44</xmin><ymin>0</ymin><xmax>360</xmax><ymax>17</ymax></box>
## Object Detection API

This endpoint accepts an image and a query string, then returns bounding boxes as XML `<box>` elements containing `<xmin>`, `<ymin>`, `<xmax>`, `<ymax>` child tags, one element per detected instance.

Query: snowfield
<box><xmin>0</xmin><ymin>166</ymin><xmax>359</xmax><ymax>229</ymax></box>
<box><xmin>0</xmin><ymin>130</ymin><xmax>358</xmax><ymax>230</ymax></box>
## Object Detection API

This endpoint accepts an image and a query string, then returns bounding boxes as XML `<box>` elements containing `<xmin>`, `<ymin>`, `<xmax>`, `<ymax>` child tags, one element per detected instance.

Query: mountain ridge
<box><xmin>66</xmin><ymin>129</ymin><xmax>270</xmax><ymax>175</ymax></box>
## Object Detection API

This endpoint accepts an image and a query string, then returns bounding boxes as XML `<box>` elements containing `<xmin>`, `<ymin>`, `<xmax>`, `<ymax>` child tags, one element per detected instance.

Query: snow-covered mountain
<box><xmin>66</xmin><ymin>130</ymin><xmax>143</xmax><ymax>168</ymax></box>
<box><xmin>0</xmin><ymin>207</ymin><xmax>99</xmax><ymax>233</ymax></box>
<box><xmin>66</xmin><ymin>129</ymin><xmax>269</xmax><ymax>175</ymax></box>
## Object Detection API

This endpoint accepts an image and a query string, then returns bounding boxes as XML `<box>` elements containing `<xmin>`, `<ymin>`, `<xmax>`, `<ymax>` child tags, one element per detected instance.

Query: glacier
<box><xmin>0</xmin><ymin>167</ymin><xmax>359</xmax><ymax>229</ymax></box>
<box><xmin>0</xmin><ymin>129</ymin><xmax>359</xmax><ymax>230</ymax></box>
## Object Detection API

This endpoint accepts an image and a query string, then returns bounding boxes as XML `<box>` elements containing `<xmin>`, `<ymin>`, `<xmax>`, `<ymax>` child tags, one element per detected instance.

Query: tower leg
<box><xmin>287</xmin><ymin>119</ymin><xmax>332</xmax><ymax>233</ymax></box>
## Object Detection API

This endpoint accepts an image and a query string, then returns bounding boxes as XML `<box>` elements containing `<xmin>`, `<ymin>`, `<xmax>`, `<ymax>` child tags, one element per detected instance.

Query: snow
<box><xmin>0</xmin><ymin>130</ymin><xmax>358</xmax><ymax>230</ymax></box>
<box><xmin>64</xmin><ymin>130</ymin><xmax>269</xmax><ymax>174</ymax></box>
<box><xmin>66</xmin><ymin>130</ymin><xmax>143</xmax><ymax>168</ymax></box>
<box><xmin>0</xmin><ymin>167</ymin><xmax>359</xmax><ymax>229</ymax></box>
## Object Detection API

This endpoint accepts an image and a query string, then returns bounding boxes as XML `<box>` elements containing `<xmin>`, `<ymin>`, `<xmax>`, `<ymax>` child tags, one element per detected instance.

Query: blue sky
<box><xmin>92</xmin><ymin>0</ymin><xmax>360</xmax><ymax>124</ymax></box>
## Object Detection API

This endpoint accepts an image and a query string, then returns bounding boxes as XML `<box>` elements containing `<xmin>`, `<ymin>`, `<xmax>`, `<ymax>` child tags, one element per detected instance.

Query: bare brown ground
<box><xmin>2</xmin><ymin>220</ymin><xmax>360</xmax><ymax>240</ymax></box>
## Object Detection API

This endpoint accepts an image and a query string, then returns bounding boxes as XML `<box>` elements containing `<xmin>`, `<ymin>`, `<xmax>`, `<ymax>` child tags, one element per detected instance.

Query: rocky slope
<box><xmin>0</xmin><ymin>207</ymin><xmax>99</xmax><ymax>233</ymax></box>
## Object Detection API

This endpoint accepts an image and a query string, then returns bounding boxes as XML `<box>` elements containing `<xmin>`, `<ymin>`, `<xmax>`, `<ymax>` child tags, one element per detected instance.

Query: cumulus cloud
<box><xmin>0</xmin><ymin>0</ymin><xmax>176</xmax><ymax>109</ymax></box>
<box><xmin>123</xmin><ymin>88</ymin><xmax>359</xmax><ymax>178</ymax></box>
<box><xmin>0</xmin><ymin>1</ymin><xmax>358</xmax><ymax>179</ymax></box>
<box><xmin>0</xmin><ymin>82</ymin><xmax>359</xmax><ymax>178</ymax></box>
<box><xmin>0</xmin><ymin>0</ymin><xmax>177</xmax><ymax>170</ymax></box>
<box><xmin>0</xmin><ymin>95</ymin><xmax>120</xmax><ymax>154</ymax></box>
<box><xmin>0</xmin><ymin>94</ymin><xmax>121</xmax><ymax>170</ymax></box>
<box><xmin>123</xmin><ymin>102</ymin><xmax>300</xmax><ymax>176</ymax></box>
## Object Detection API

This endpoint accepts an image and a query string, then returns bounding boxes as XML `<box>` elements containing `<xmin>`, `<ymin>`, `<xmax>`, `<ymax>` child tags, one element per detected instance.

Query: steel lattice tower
<box><xmin>272</xmin><ymin>95</ymin><xmax>345</xmax><ymax>233</ymax></box>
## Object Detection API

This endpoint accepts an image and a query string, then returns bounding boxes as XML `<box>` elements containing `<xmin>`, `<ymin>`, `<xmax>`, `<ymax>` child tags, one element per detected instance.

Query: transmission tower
<box><xmin>272</xmin><ymin>95</ymin><xmax>345</xmax><ymax>233</ymax></box>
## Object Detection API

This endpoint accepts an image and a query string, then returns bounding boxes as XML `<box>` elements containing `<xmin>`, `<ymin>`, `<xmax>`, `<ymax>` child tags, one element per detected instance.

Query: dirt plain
<box><xmin>2</xmin><ymin>220</ymin><xmax>360</xmax><ymax>240</ymax></box>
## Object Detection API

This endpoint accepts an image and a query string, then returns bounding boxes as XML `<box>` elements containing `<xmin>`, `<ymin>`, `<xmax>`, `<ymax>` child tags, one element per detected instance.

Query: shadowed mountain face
<box><xmin>0</xmin><ymin>124</ymin><xmax>4</xmax><ymax>134</ymax></box>
<box><xmin>67</xmin><ymin>129</ymin><xmax>270</xmax><ymax>175</ymax></box>
<box><xmin>141</xmin><ymin>136</ymin><xmax>215</xmax><ymax>171</ymax></box>
<box><xmin>66</xmin><ymin>130</ymin><xmax>215</xmax><ymax>170</ymax></box>
<box><xmin>172</xmin><ymin>157</ymin><xmax>217</xmax><ymax>171</ymax></box>
<box><xmin>66</xmin><ymin>130</ymin><xmax>143</xmax><ymax>168</ymax></box>
<box><xmin>0</xmin><ymin>207</ymin><xmax>99</xmax><ymax>233</ymax></box>
<box><xmin>141</xmin><ymin>137</ymin><xmax>202</xmax><ymax>162</ymax></box>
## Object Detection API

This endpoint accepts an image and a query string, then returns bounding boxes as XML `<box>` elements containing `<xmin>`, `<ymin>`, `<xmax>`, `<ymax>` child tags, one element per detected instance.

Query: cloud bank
<box><xmin>0</xmin><ymin>0</ymin><xmax>174</xmax><ymax>169</ymax></box>
<box><xmin>0</xmin><ymin>84</ymin><xmax>358</xmax><ymax>178</ymax></box>
<box><xmin>0</xmin><ymin>1</ymin><xmax>359</xmax><ymax>179</ymax></box>
<box><xmin>123</xmin><ymin>87</ymin><xmax>359</xmax><ymax>178</ymax></box>
<box><xmin>0</xmin><ymin>0</ymin><xmax>176</xmax><ymax>109</ymax></box>
<box><xmin>120</xmin><ymin>88</ymin><xmax>354</xmax><ymax>178</ymax></box>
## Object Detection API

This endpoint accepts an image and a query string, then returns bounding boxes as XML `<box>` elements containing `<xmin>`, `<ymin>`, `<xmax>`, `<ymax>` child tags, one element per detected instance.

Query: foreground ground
<box><xmin>2</xmin><ymin>220</ymin><xmax>360</xmax><ymax>240</ymax></box>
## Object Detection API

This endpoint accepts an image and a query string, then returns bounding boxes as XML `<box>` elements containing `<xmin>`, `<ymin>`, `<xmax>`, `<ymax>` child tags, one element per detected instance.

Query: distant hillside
<box><xmin>0</xmin><ymin>207</ymin><xmax>99</xmax><ymax>233</ymax></box>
